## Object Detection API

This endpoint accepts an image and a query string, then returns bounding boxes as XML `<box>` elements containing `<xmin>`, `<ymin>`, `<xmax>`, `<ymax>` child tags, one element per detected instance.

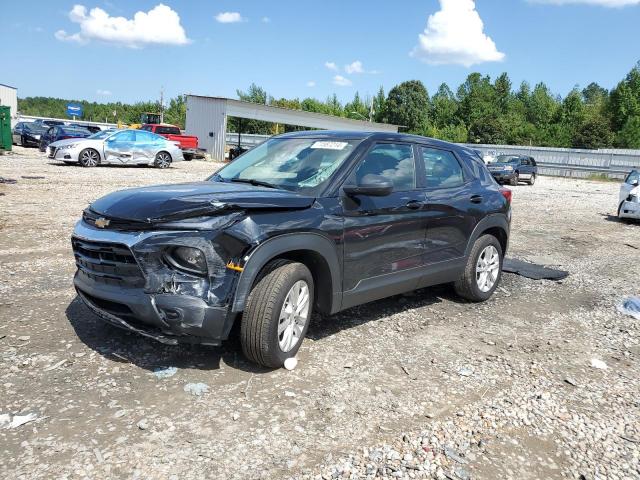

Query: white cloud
<box><xmin>96</xmin><ymin>89</ymin><xmax>112</xmax><ymax>96</ymax></box>
<box><xmin>54</xmin><ymin>4</ymin><xmax>190</xmax><ymax>48</ymax></box>
<box><xmin>215</xmin><ymin>12</ymin><xmax>245</xmax><ymax>23</ymax></box>
<box><xmin>344</xmin><ymin>60</ymin><xmax>364</xmax><ymax>74</ymax></box>
<box><xmin>306</xmin><ymin>81</ymin><xmax>316</xmax><ymax>87</ymax></box>
<box><xmin>324</xmin><ymin>61</ymin><xmax>339</xmax><ymax>72</ymax></box>
<box><xmin>531</xmin><ymin>0</ymin><xmax>639</xmax><ymax>5</ymax></box>
<box><xmin>411</xmin><ymin>0</ymin><xmax>505</xmax><ymax>67</ymax></box>
<box><xmin>333</xmin><ymin>75</ymin><xmax>352</xmax><ymax>87</ymax></box>
<box><xmin>261</xmin><ymin>16</ymin><xmax>271</xmax><ymax>23</ymax></box>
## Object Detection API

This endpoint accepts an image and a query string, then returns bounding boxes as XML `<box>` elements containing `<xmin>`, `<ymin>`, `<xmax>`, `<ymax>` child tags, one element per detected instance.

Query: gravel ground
<box><xmin>0</xmin><ymin>146</ymin><xmax>638</xmax><ymax>480</ymax></box>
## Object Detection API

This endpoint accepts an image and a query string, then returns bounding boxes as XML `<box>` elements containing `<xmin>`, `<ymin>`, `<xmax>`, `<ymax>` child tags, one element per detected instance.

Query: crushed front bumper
<box><xmin>71</xmin><ymin>220</ymin><xmax>237</xmax><ymax>345</ymax></box>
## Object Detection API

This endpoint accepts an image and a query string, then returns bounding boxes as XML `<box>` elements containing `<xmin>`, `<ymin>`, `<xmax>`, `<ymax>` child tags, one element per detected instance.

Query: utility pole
<box><xmin>160</xmin><ymin>87</ymin><xmax>164</xmax><ymax>123</ymax></box>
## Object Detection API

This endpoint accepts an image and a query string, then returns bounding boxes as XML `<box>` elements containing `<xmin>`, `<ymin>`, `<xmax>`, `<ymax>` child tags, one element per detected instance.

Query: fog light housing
<box><xmin>165</xmin><ymin>246</ymin><xmax>207</xmax><ymax>276</ymax></box>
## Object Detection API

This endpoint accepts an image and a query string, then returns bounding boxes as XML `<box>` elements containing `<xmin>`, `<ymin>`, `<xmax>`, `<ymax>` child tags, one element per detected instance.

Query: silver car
<box><xmin>47</xmin><ymin>129</ymin><xmax>184</xmax><ymax>168</ymax></box>
<box><xmin>618</xmin><ymin>169</ymin><xmax>640</xmax><ymax>221</ymax></box>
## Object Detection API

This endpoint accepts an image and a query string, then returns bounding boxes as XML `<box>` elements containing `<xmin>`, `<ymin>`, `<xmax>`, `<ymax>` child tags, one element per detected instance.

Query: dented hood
<box><xmin>89</xmin><ymin>181</ymin><xmax>315</xmax><ymax>222</ymax></box>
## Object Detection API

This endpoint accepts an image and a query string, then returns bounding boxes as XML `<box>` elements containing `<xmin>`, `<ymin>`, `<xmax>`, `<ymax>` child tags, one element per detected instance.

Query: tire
<box><xmin>241</xmin><ymin>260</ymin><xmax>314</xmax><ymax>368</ymax></box>
<box><xmin>509</xmin><ymin>173</ymin><xmax>519</xmax><ymax>186</ymax></box>
<box><xmin>18</xmin><ymin>135</ymin><xmax>23</xmax><ymax>146</ymax></box>
<box><xmin>528</xmin><ymin>173</ymin><xmax>536</xmax><ymax>186</ymax></box>
<box><xmin>79</xmin><ymin>148</ymin><xmax>100</xmax><ymax>167</ymax></box>
<box><xmin>154</xmin><ymin>151</ymin><xmax>172</xmax><ymax>168</ymax></box>
<box><xmin>454</xmin><ymin>234</ymin><xmax>503</xmax><ymax>302</ymax></box>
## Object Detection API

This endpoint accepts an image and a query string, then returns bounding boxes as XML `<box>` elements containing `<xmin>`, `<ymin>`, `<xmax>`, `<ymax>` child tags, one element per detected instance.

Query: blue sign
<box><xmin>66</xmin><ymin>103</ymin><xmax>83</xmax><ymax>118</ymax></box>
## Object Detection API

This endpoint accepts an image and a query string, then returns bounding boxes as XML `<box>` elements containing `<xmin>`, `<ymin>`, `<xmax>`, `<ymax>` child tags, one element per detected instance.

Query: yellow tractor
<box><xmin>128</xmin><ymin>112</ymin><xmax>162</xmax><ymax>130</ymax></box>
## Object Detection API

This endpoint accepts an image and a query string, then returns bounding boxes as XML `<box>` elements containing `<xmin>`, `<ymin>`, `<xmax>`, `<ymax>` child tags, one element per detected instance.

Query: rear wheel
<box><xmin>154</xmin><ymin>151</ymin><xmax>172</xmax><ymax>168</ymax></box>
<box><xmin>79</xmin><ymin>148</ymin><xmax>100</xmax><ymax>167</ymax></box>
<box><xmin>454</xmin><ymin>234</ymin><xmax>503</xmax><ymax>302</ymax></box>
<box><xmin>528</xmin><ymin>173</ymin><xmax>536</xmax><ymax>185</ymax></box>
<box><xmin>241</xmin><ymin>260</ymin><xmax>314</xmax><ymax>368</ymax></box>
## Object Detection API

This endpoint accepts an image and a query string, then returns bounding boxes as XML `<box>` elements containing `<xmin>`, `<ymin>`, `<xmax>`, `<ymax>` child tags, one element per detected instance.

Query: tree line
<box><xmin>17</xmin><ymin>62</ymin><xmax>640</xmax><ymax>149</ymax></box>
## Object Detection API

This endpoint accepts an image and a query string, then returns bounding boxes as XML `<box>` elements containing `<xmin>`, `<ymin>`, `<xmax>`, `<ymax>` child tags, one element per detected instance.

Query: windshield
<box><xmin>212</xmin><ymin>138</ymin><xmax>361</xmax><ymax>193</ymax></box>
<box><xmin>88</xmin><ymin>130</ymin><xmax>115</xmax><ymax>140</ymax></box>
<box><xmin>496</xmin><ymin>155</ymin><xmax>519</xmax><ymax>163</ymax></box>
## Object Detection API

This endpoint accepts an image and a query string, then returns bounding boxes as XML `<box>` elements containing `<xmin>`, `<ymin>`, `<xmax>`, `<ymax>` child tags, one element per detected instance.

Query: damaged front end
<box><xmin>72</xmin><ymin>212</ymin><xmax>250</xmax><ymax>345</ymax></box>
<box><xmin>619</xmin><ymin>185</ymin><xmax>640</xmax><ymax>220</ymax></box>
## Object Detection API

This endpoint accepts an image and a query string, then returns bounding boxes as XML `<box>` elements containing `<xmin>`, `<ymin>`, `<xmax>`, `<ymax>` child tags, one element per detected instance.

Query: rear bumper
<box><xmin>74</xmin><ymin>271</ymin><xmax>230</xmax><ymax>345</ymax></box>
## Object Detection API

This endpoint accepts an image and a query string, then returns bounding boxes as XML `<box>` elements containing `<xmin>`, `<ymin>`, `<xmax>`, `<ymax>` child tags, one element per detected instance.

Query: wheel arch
<box><xmin>231</xmin><ymin>233</ymin><xmax>341</xmax><ymax>315</ymax></box>
<box><xmin>464</xmin><ymin>214</ymin><xmax>510</xmax><ymax>258</ymax></box>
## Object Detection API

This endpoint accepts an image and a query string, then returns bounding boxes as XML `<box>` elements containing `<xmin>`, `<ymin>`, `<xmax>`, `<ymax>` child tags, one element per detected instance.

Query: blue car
<box><xmin>487</xmin><ymin>155</ymin><xmax>538</xmax><ymax>186</ymax></box>
<box><xmin>39</xmin><ymin>125</ymin><xmax>92</xmax><ymax>152</ymax></box>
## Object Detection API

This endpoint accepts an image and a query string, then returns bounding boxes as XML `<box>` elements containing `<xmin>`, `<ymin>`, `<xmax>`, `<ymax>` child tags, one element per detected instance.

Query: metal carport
<box><xmin>185</xmin><ymin>95</ymin><xmax>399</xmax><ymax>162</ymax></box>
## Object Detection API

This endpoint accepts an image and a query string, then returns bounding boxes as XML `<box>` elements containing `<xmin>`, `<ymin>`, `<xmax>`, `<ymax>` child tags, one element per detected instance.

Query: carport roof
<box><xmin>0</xmin><ymin>83</ymin><xmax>17</xmax><ymax>90</ymax></box>
<box><xmin>186</xmin><ymin>94</ymin><xmax>400</xmax><ymax>133</ymax></box>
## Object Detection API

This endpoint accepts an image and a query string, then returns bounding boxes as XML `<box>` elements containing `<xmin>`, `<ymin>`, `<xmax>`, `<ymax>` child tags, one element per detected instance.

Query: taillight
<box><xmin>499</xmin><ymin>187</ymin><xmax>512</xmax><ymax>204</ymax></box>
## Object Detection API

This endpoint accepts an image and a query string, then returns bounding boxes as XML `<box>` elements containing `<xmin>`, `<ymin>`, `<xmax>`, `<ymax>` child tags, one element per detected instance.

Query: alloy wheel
<box><xmin>155</xmin><ymin>152</ymin><xmax>171</xmax><ymax>168</ymax></box>
<box><xmin>80</xmin><ymin>149</ymin><xmax>99</xmax><ymax>167</ymax></box>
<box><xmin>476</xmin><ymin>245</ymin><xmax>500</xmax><ymax>292</ymax></box>
<box><xmin>277</xmin><ymin>280</ymin><xmax>310</xmax><ymax>352</ymax></box>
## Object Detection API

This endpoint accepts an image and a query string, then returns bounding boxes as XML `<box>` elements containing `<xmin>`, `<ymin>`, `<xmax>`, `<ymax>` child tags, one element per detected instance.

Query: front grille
<box><xmin>72</xmin><ymin>238</ymin><xmax>145</xmax><ymax>288</ymax></box>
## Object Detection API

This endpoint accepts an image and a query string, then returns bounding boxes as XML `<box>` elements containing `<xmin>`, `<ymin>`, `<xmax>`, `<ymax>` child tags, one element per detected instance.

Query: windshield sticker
<box><xmin>310</xmin><ymin>141</ymin><xmax>349</xmax><ymax>150</ymax></box>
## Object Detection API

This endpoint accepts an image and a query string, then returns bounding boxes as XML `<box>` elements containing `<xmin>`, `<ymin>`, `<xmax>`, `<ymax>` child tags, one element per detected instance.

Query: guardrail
<box><xmin>464</xmin><ymin>144</ymin><xmax>639</xmax><ymax>180</ymax></box>
<box><xmin>17</xmin><ymin>115</ymin><xmax>118</xmax><ymax>128</ymax></box>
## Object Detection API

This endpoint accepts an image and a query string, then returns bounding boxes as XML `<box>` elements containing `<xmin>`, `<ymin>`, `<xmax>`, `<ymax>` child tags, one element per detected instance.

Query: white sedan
<box><xmin>47</xmin><ymin>129</ymin><xmax>184</xmax><ymax>168</ymax></box>
<box><xmin>618</xmin><ymin>169</ymin><xmax>640</xmax><ymax>221</ymax></box>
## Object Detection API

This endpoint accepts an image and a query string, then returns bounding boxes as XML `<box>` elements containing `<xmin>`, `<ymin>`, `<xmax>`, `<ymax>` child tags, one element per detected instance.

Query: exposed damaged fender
<box><xmin>231</xmin><ymin>232</ymin><xmax>342</xmax><ymax>315</ymax></box>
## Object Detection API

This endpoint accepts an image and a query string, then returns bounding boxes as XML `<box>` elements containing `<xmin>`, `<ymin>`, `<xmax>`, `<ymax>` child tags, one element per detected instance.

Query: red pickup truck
<box><xmin>140</xmin><ymin>124</ymin><xmax>199</xmax><ymax>160</ymax></box>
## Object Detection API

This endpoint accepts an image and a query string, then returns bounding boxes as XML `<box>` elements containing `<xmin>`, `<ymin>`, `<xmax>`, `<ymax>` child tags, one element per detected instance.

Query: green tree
<box><xmin>617</xmin><ymin>115</ymin><xmax>640</xmax><ymax>148</ymax></box>
<box><xmin>382</xmin><ymin>80</ymin><xmax>430</xmax><ymax>133</ymax></box>
<box><xmin>572</xmin><ymin>116</ymin><xmax>613</xmax><ymax>149</ymax></box>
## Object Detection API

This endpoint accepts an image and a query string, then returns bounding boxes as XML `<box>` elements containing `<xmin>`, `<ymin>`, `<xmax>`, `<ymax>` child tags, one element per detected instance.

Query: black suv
<box><xmin>487</xmin><ymin>155</ymin><xmax>538</xmax><ymax>186</ymax></box>
<box><xmin>72</xmin><ymin>132</ymin><xmax>511</xmax><ymax>367</ymax></box>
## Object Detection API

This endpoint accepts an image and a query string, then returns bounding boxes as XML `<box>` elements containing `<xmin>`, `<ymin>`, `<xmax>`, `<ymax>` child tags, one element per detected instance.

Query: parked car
<box><xmin>71</xmin><ymin>131</ymin><xmax>512</xmax><ymax>367</ymax></box>
<box><xmin>140</xmin><ymin>124</ymin><xmax>199</xmax><ymax>160</ymax></box>
<box><xmin>33</xmin><ymin>119</ymin><xmax>65</xmax><ymax>127</ymax></box>
<box><xmin>39</xmin><ymin>125</ymin><xmax>92</xmax><ymax>152</ymax></box>
<box><xmin>12</xmin><ymin>122</ymin><xmax>48</xmax><ymax>147</ymax></box>
<box><xmin>70</xmin><ymin>123</ymin><xmax>102</xmax><ymax>134</ymax></box>
<box><xmin>48</xmin><ymin>128</ymin><xmax>184</xmax><ymax>168</ymax></box>
<box><xmin>487</xmin><ymin>155</ymin><xmax>538</xmax><ymax>185</ymax></box>
<box><xmin>618</xmin><ymin>169</ymin><xmax>640</xmax><ymax>221</ymax></box>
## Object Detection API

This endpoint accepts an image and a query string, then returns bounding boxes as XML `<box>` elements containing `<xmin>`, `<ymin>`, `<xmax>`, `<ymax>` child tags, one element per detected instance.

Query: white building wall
<box><xmin>185</xmin><ymin>96</ymin><xmax>227</xmax><ymax>162</ymax></box>
<box><xmin>0</xmin><ymin>84</ymin><xmax>18</xmax><ymax>125</ymax></box>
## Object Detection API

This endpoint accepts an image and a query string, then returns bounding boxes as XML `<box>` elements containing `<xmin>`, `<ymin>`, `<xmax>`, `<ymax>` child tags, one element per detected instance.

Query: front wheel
<box><xmin>241</xmin><ymin>260</ymin><xmax>314</xmax><ymax>368</ymax></box>
<box><xmin>154</xmin><ymin>151</ymin><xmax>172</xmax><ymax>168</ymax></box>
<box><xmin>454</xmin><ymin>234</ymin><xmax>503</xmax><ymax>302</ymax></box>
<box><xmin>79</xmin><ymin>148</ymin><xmax>100</xmax><ymax>167</ymax></box>
<box><xmin>510</xmin><ymin>173</ymin><xmax>519</xmax><ymax>186</ymax></box>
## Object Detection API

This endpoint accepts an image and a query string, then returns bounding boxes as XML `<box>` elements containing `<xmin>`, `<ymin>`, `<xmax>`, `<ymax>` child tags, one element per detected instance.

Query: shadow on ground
<box><xmin>67</xmin><ymin>285</ymin><xmax>457</xmax><ymax>372</ymax></box>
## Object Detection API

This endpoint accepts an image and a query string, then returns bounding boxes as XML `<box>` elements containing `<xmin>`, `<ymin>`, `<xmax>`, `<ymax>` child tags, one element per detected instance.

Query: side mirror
<box><xmin>343</xmin><ymin>174</ymin><xmax>394</xmax><ymax>197</ymax></box>
<box><xmin>632</xmin><ymin>179</ymin><xmax>639</xmax><ymax>187</ymax></box>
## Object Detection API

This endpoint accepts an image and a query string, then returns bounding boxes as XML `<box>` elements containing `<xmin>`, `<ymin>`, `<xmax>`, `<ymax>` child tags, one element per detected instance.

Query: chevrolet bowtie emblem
<box><xmin>95</xmin><ymin>217</ymin><xmax>111</xmax><ymax>228</ymax></box>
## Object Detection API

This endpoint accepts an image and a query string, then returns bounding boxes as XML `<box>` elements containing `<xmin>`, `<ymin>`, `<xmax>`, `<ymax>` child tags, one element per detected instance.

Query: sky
<box><xmin>1</xmin><ymin>0</ymin><xmax>639</xmax><ymax>104</ymax></box>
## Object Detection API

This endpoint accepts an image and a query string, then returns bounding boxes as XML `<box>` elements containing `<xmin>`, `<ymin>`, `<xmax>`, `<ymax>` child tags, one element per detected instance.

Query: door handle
<box><xmin>470</xmin><ymin>195</ymin><xmax>483</xmax><ymax>204</ymax></box>
<box><xmin>406</xmin><ymin>200</ymin><xmax>425</xmax><ymax>210</ymax></box>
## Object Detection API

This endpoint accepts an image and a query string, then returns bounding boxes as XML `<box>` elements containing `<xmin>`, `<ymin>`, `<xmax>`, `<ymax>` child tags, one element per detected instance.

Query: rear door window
<box><xmin>420</xmin><ymin>147</ymin><xmax>465</xmax><ymax>189</ymax></box>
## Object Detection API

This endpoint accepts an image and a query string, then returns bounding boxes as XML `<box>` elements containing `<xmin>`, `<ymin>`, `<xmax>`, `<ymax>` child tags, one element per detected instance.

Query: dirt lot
<box><xmin>0</xmin><ymin>147</ymin><xmax>638</xmax><ymax>480</ymax></box>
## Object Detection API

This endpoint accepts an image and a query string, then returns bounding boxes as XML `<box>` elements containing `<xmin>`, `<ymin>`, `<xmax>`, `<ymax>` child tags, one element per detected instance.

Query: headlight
<box><xmin>60</xmin><ymin>144</ymin><xmax>78</xmax><ymax>150</ymax></box>
<box><xmin>165</xmin><ymin>246</ymin><xmax>207</xmax><ymax>275</ymax></box>
<box><xmin>504</xmin><ymin>165</ymin><xmax>513</xmax><ymax>171</ymax></box>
